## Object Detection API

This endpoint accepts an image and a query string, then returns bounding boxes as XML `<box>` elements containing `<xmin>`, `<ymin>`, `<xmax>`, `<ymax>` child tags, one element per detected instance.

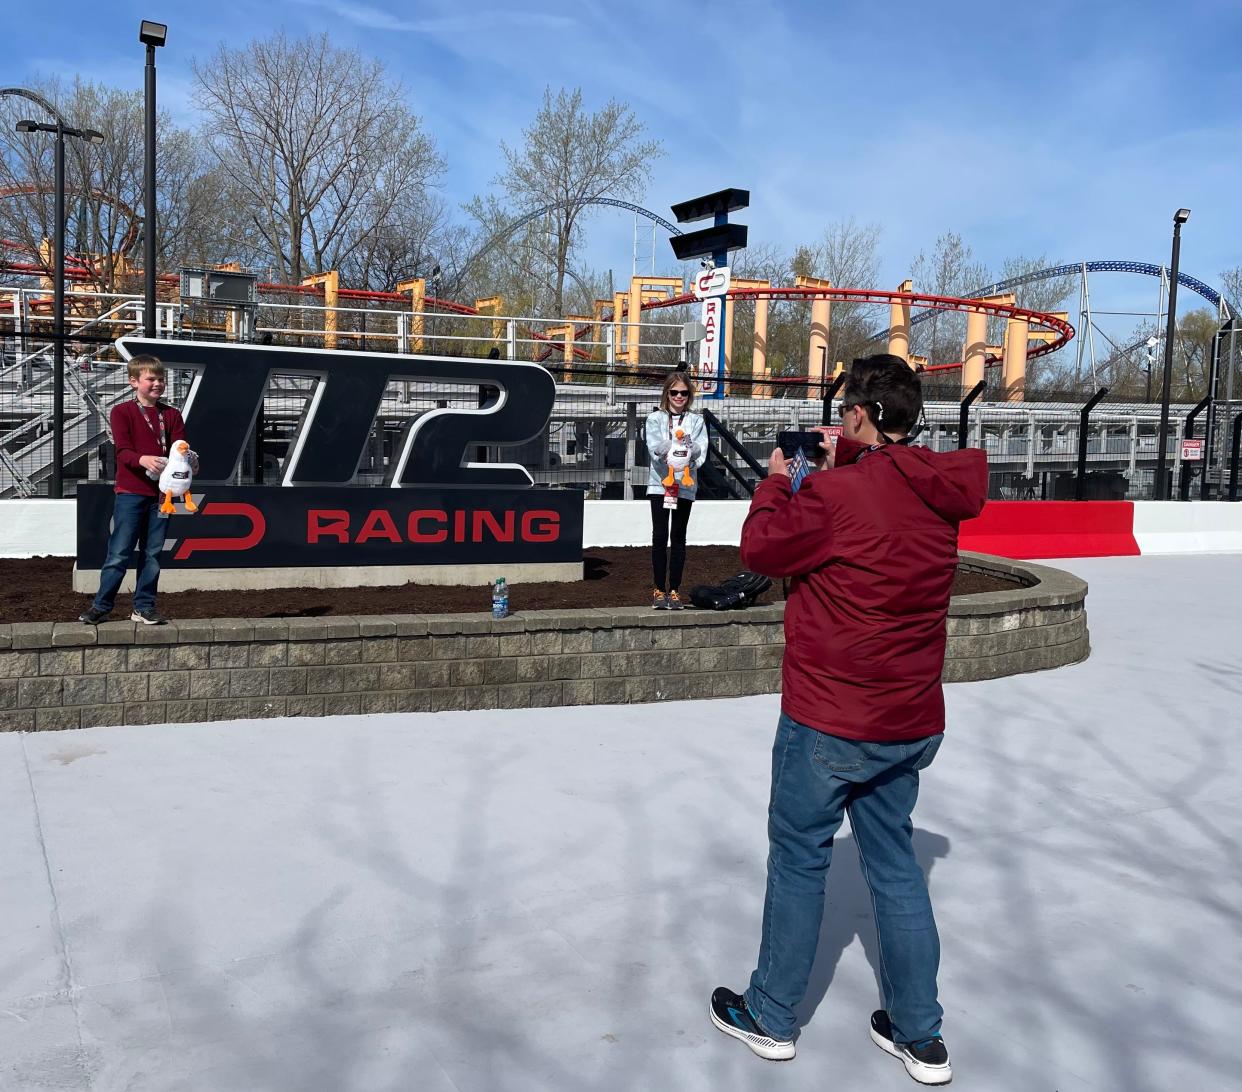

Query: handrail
<box><xmin>704</xmin><ymin>439</ymin><xmax>756</xmax><ymax>497</ymax></box>
<box><xmin>702</xmin><ymin>407</ymin><xmax>766</xmax><ymax>480</ymax></box>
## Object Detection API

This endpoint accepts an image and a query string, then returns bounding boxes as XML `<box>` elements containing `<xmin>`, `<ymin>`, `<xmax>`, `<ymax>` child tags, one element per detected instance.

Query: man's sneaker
<box><xmin>651</xmin><ymin>588</ymin><xmax>668</xmax><ymax>609</ymax></box>
<box><xmin>130</xmin><ymin>608</ymin><xmax>168</xmax><ymax>626</ymax></box>
<box><xmin>667</xmin><ymin>590</ymin><xmax>684</xmax><ymax>610</ymax></box>
<box><xmin>870</xmin><ymin>1010</ymin><xmax>952</xmax><ymax>1085</ymax></box>
<box><xmin>709</xmin><ymin>987</ymin><xmax>795</xmax><ymax>1061</ymax></box>
<box><xmin>78</xmin><ymin>606</ymin><xmax>109</xmax><ymax>625</ymax></box>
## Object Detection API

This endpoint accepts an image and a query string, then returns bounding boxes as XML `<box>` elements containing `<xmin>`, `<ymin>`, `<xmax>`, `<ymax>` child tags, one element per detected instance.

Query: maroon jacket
<box><xmin>111</xmin><ymin>399</ymin><xmax>186</xmax><ymax>496</ymax></box>
<box><xmin>741</xmin><ymin>438</ymin><xmax>988</xmax><ymax>742</ymax></box>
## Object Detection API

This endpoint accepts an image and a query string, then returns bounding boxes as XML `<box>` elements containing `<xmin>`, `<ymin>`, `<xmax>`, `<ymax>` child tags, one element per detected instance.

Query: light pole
<box><xmin>14</xmin><ymin>118</ymin><xmax>103</xmax><ymax>499</ymax></box>
<box><xmin>1155</xmin><ymin>208</ymin><xmax>1190</xmax><ymax>500</ymax></box>
<box><xmin>139</xmin><ymin>20</ymin><xmax>167</xmax><ymax>338</ymax></box>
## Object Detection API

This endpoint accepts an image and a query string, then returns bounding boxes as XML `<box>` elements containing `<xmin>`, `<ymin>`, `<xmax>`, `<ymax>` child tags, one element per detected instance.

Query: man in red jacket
<box><xmin>78</xmin><ymin>354</ymin><xmax>194</xmax><ymax>626</ymax></box>
<box><xmin>709</xmin><ymin>355</ymin><xmax>987</xmax><ymax>1085</ymax></box>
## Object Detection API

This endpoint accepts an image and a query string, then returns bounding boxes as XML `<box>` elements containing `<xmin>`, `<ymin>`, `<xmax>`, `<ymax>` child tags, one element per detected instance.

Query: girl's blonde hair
<box><xmin>659</xmin><ymin>371</ymin><xmax>696</xmax><ymax>415</ymax></box>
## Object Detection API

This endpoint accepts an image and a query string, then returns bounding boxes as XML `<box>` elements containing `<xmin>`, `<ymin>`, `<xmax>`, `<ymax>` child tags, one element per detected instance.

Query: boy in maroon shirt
<box><xmin>79</xmin><ymin>355</ymin><xmax>196</xmax><ymax>625</ymax></box>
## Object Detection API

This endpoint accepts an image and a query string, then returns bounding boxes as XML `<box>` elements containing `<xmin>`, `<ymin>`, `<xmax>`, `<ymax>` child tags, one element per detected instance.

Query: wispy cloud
<box><xmin>295</xmin><ymin>0</ymin><xmax>575</xmax><ymax>34</ymax></box>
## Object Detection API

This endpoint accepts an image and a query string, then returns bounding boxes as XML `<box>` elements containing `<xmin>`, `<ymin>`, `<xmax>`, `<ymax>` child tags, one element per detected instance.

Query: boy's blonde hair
<box><xmin>127</xmin><ymin>354</ymin><xmax>165</xmax><ymax>381</ymax></box>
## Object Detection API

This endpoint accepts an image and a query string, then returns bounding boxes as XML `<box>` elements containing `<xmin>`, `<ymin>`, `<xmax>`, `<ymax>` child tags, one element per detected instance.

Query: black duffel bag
<box><xmin>688</xmin><ymin>570</ymin><xmax>773</xmax><ymax>611</ymax></box>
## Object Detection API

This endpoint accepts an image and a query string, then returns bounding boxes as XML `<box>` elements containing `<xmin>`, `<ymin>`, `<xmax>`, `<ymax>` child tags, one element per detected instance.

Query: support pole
<box><xmin>753</xmin><ymin>296</ymin><xmax>769</xmax><ymax>397</ymax></box>
<box><xmin>1075</xmin><ymin>387</ymin><xmax>1109</xmax><ymax>500</ymax></box>
<box><xmin>1179</xmin><ymin>396</ymin><xmax>1210</xmax><ymax>501</ymax></box>
<box><xmin>961</xmin><ymin>309</ymin><xmax>988</xmax><ymax>397</ymax></box>
<box><xmin>887</xmin><ymin>279</ymin><xmax>912</xmax><ymax>363</ymax></box>
<box><xmin>51</xmin><ymin>126</ymin><xmax>65</xmax><ymax>498</ymax></box>
<box><xmin>959</xmin><ymin>380</ymin><xmax>986</xmax><ymax>450</ymax></box>
<box><xmin>1002</xmin><ymin>316</ymin><xmax>1030</xmax><ymax>403</ymax></box>
<box><xmin>1155</xmin><ymin>219</ymin><xmax>1186</xmax><ymax>499</ymax></box>
<box><xmin>1229</xmin><ymin>411</ymin><xmax>1242</xmax><ymax>502</ymax></box>
<box><xmin>822</xmin><ymin>373</ymin><xmax>847</xmax><ymax>426</ymax></box>
<box><xmin>143</xmin><ymin>43</ymin><xmax>157</xmax><ymax>339</ymax></box>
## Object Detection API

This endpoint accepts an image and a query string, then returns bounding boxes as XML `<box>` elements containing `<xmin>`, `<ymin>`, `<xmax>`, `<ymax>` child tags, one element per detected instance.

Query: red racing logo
<box><xmin>173</xmin><ymin>502</ymin><xmax>267</xmax><ymax>560</ymax></box>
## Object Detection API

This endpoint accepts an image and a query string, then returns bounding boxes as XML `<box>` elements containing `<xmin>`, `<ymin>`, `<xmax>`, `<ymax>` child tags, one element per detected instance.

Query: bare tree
<box><xmin>813</xmin><ymin>218</ymin><xmax>883</xmax><ymax>367</ymax></box>
<box><xmin>194</xmin><ymin>33</ymin><xmax>445</xmax><ymax>285</ymax></box>
<box><xmin>0</xmin><ymin>79</ymin><xmax>213</xmax><ymax>291</ymax></box>
<box><xmin>1220</xmin><ymin>265</ymin><xmax>1242</xmax><ymax>319</ymax></box>
<box><xmin>909</xmin><ymin>232</ymin><xmax>989</xmax><ymax>365</ymax></box>
<box><xmin>494</xmin><ymin>87</ymin><xmax>661</xmax><ymax>316</ymax></box>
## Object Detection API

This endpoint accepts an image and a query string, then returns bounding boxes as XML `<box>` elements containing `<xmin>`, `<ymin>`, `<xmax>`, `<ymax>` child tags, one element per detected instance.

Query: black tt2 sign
<box><xmin>116</xmin><ymin>337</ymin><xmax>557</xmax><ymax>487</ymax></box>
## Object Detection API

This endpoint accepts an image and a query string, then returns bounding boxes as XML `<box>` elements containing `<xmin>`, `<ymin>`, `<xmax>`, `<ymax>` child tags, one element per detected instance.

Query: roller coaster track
<box><xmin>647</xmin><ymin>285</ymin><xmax>1076</xmax><ymax>360</ymax></box>
<box><xmin>450</xmin><ymin>198</ymin><xmax>682</xmax><ymax>294</ymax></box>
<box><xmin>909</xmin><ymin>260</ymin><xmax>1229</xmax><ymax>331</ymax></box>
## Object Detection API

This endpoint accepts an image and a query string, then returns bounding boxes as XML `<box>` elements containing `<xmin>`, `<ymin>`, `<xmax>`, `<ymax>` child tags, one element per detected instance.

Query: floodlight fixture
<box><xmin>1174</xmin><ymin>208</ymin><xmax>1191</xmax><ymax>225</ymax></box>
<box><xmin>139</xmin><ymin>20</ymin><xmax>167</xmax><ymax>47</ymax></box>
<box><xmin>15</xmin><ymin>119</ymin><xmax>38</xmax><ymax>133</ymax></box>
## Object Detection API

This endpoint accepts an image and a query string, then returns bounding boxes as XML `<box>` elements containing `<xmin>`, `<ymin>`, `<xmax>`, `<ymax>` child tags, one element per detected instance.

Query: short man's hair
<box><xmin>127</xmin><ymin>354</ymin><xmax>165</xmax><ymax>381</ymax></box>
<box><xmin>842</xmin><ymin>354</ymin><xmax>922</xmax><ymax>435</ymax></box>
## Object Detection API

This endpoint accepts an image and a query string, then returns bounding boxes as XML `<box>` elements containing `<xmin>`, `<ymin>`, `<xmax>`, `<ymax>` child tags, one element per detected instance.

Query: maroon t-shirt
<box><xmin>111</xmin><ymin>399</ymin><xmax>186</xmax><ymax>496</ymax></box>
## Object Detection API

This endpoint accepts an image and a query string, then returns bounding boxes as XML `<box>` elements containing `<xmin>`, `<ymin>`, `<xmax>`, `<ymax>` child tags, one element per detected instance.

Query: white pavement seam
<box><xmin>19</xmin><ymin>733</ymin><xmax>92</xmax><ymax>1091</ymax></box>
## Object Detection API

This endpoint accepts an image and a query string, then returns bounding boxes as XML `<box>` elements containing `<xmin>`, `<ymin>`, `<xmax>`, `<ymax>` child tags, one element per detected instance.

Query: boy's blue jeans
<box><xmin>92</xmin><ymin>493</ymin><xmax>168</xmax><ymax>614</ymax></box>
<box><xmin>745</xmin><ymin>713</ymin><xmax>944</xmax><ymax>1045</ymax></box>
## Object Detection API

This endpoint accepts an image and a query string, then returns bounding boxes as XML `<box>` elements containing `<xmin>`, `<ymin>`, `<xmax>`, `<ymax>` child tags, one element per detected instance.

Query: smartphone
<box><xmin>788</xmin><ymin>448</ymin><xmax>812</xmax><ymax>493</ymax></box>
<box><xmin>777</xmin><ymin>431</ymin><xmax>826</xmax><ymax>459</ymax></box>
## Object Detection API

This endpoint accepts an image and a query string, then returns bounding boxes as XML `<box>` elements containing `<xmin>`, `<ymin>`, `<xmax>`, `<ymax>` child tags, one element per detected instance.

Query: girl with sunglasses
<box><xmin>644</xmin><ymin>372</ymin><xmax>707</xmax><ymax>608</ymax></box>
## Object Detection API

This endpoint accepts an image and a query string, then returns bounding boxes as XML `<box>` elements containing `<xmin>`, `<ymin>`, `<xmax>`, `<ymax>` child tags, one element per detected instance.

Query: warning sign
<box><xmin>1180</xmin><ymin>438</ymin><xmax>1204</xmax><ymax>462</ymax></box>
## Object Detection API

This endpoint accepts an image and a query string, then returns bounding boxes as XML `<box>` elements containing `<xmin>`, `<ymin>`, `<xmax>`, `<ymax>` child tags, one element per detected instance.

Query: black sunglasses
<box><xmin>669</xmin><ymin>389</ymin><xmax>690</xmax><ymax>397</ymax></box>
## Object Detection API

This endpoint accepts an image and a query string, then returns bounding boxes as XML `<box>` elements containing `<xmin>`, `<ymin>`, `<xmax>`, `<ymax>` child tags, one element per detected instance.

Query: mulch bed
<box><xmin>0</xmin><ymin>548</ymin><xmax>1018</xmax><ymax>624</ymax></box>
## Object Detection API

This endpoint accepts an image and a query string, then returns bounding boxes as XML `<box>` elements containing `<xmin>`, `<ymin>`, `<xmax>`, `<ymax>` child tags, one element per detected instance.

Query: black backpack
<box><xmin>688</xmin><ymin>571</ymin><xmax>773</xmax><ymax>611</ymax></box>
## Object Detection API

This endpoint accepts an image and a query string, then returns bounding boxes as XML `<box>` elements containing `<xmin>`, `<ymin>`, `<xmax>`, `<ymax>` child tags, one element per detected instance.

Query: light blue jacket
<box><xmin>645</xmin><ymin>409</ymin><xmax>708</xmax><ymax>499</ymax></box>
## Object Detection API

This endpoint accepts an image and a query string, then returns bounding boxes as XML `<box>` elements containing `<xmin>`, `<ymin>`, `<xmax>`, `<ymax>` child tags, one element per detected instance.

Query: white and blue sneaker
<box><xmin>870</xmin><ymin>1010</ymin><xmax>952</xmax><ymax>1084</ymax></box>
<box><xmin>709</xmin><ymin>987</ymin><xmax>795</xmax><ymax>1061</ymax></box>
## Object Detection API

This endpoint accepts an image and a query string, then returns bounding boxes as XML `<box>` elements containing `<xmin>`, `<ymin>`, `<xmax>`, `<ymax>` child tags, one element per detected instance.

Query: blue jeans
<box><xmin>92</xmin><ymin>493</ymin><xmax>168</xmax><ymax>614</ymax></box>
<box><xmin>745</xmin><ymin>713</ymin><xmax>944</xmax><ymax>1044</ymax></box>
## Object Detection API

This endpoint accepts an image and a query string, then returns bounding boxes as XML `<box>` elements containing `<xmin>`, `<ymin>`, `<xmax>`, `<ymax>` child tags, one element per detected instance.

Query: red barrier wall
<box><xmin>959</xmin><ymin>501</ymin><xmax>1140</xmax><ymax>559</ymax></box>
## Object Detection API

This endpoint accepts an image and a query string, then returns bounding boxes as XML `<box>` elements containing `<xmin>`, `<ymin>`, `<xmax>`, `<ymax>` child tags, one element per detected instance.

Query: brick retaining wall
<box><xmin>0</xmin><ymin>553</ymin><xmax>1088</xmax><ymax>731</ymax></box>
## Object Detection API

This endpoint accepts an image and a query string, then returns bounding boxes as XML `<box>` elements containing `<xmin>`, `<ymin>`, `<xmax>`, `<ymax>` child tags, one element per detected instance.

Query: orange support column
<box><xmin>592</xmin><ymin>299</ymin><xmax>612</xmax><ymax>361</ymax></box>
<box><xmin>796</xmin><ymin>275</ymin><xmax>832</xmax><ymax>397</ymax></box>
<box><xmin>626</xmin><ymin>276</ymin><xmax>682</xmax><ymax>368</ymax></box>
<box><xmin>396</xmin><ymin>277</ymin><xmax>426</xmax><ymax>353</ymax></box>
<box><xmin>626</xmin><ymin>279</ymin><xmax>643</xmax><ymax>368</ymax></box>
<box><xmin>1002</xmin><ymin>317</ymin><xmax>1030</xmax><ymax>402</ymax></box>
<box><xmin>961</xmin><ymin>309</ymin><xmax>988</xmax><ymax>395</ymax></box>
<box><xmin>612</xmin><ymin>291</ymin><xmax>627</xmax><ymax>364</ymax></box>
<box><xmin>753</xmin><ymin>296</ymin><xmax>770</xmax><ymax>397</ymax></box>
<box><xmin>730</xmin><ymin>278</ymin><xmax>770</xmax><ymax>398</ymax></box>
<box><xmin>301</xmin><ymin>271</ymin><xmax>340</xmax><ymax>350</ymax></box>
<box><xmin>888</xmin><ymin>279</ymin><xmax>912</xmax><ymax>363</ymax></box>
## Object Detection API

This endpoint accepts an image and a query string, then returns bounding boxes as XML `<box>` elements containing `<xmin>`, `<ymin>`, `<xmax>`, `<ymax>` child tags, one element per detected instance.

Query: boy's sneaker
<box><xmin>130</xmin><ymin>608</ymin><xmax>168</xmax><ymax>626</ymax></box>
<box><xmin>651</xmin><ymin>588</ymin><xmax>668</xmax><ymax>609</ymax></box>
<box><xmin>869</xmin><ymin>1010</ymin><xmax>952</xmax><ymax>1085</ymax></box>
<box><xmin>78</xmin><ymin>606</ymin><xmax>109</xmax><ymax>625</ymax></box>
<box><xmin>709</xmin><ymin>987</ymin><xmax>795</xmax><ymax>1061</ymax></box>
<box><xmin>667</xmin><ymin>590</ymin><xmax>683</xmax><ymax>610</ymax></box>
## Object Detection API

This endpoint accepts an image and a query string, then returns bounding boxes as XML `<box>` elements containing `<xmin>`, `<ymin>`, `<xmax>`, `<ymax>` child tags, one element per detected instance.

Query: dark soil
<box><xmin>0</xmin><ymin>548</ymin><xmax>1020</xmax><ymax>624</ymax></box>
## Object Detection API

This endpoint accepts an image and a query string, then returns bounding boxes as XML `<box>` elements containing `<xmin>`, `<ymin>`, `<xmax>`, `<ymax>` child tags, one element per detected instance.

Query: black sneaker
<box><xmin>870</xmin><ymin>1010</ymin><xmax>952</xmax><ymax>1085</ymax></box>
<box><xmin>78</xmin><ymin>606</ymin><xmax>110</xmax><ymax>625</ymax></box>
<box><xmin>709</xmin><ymin>986</ymin><xmax>795</xmax><ymax>1061</ymax></box>
<box><xmin>130</xmin><ymin>608</ymin><xmax>168</xmax><ymax>626</ymax></box>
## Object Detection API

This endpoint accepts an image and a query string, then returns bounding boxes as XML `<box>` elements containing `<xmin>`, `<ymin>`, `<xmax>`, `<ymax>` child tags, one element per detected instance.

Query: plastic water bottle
<box><xmin>492</xmin><ymin>577</ymin><xmax>509</xmax><ymax>620</ymax></box>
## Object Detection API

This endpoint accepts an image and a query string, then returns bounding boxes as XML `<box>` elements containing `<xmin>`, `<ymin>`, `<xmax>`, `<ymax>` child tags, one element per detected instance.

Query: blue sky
<box><xmin>9</xmin><ymin>0</ymin><xmax>1241</xmax><ymax>313</ymax></box>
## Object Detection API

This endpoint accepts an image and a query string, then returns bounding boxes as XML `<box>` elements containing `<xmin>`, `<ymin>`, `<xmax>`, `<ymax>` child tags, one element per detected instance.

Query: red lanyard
<box><xmin>136</xmin><ymin>399</ymin><xmax>167</xmax><ymax>454</ymax></box>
